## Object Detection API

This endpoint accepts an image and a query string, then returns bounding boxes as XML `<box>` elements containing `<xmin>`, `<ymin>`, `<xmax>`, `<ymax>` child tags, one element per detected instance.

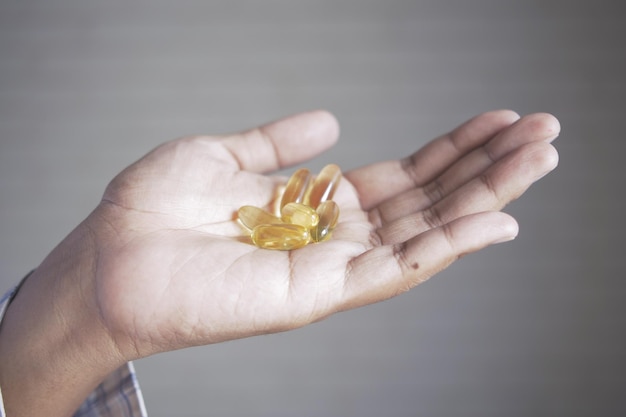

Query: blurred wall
<box><xmin>1</xmin><ymin>1</ymin><xmax>625</xmax><ymax>416</ymax></box>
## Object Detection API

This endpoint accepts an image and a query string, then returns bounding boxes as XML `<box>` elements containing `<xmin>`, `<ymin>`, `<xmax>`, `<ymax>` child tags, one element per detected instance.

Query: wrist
<box><xmin>0</xmin><ymin>221</ymin><xmax>126</xmax><ymax>417</ymax></box>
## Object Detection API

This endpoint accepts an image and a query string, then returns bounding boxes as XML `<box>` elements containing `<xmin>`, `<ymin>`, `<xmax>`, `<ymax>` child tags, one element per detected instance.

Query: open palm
<box><xmin>87</xmin><ymin>109</ymin><xmax>559</xmax><ymax>360</ymax></box>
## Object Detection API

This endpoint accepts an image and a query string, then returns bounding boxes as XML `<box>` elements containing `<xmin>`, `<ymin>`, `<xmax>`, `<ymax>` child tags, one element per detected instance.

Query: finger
<box><xmin>341</xmin><ymin>211</ymin><xmax>518</xmax><ymax>309</ymax></box>
<box><xmin>219</xmin><ymin>110</ymin><xmax>340</xmax><ymax>173</ymax></box>
<box><xmin>345</xmin><ymin>109</ymin><xmax>521</xmax><ymax>210</ymax></box>
<box><xmin>375</xmin><ymin>141</ymin><xmax>558</xmax><ymax>245</ymax></box>
<box><xmin>373</xmin><ymin>113</ymin><xmax>561</xmax><ymax>224</ymax></box>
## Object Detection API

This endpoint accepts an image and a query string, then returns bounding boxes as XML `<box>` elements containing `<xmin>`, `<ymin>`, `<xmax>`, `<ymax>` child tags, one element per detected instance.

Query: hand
<box><xmin>0</xmin><ymin>109</ymin><xmax>559</xmax><ymax>416</ymax></box>
<box><xmin>86</xmin><ymin>109</ymin><xmax>559</xmax><ymax>358</ymax></box>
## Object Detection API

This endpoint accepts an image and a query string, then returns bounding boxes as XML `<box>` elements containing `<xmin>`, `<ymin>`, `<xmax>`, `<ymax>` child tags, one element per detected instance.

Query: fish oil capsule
<box><xmin>280</xmin><ymin>168</ymin><xmax>311</xmax><ymax>209</ymax></box>
<box><xmin>251</xmin><ymin>224</ymin><xmax>310</xmax><ymax>250</ymax></box>
<box><xmin>305</xmin><ymin>164</ymin><xmax>342</xmax><ymax>208</ymax></box>
<box><xmin>237</xmin><ymin>205</ymin><xmax>283</xmax><ymax>231</ymax></box>
<box><xmin>311</xmin><ymin>200</ymin><xmax>340</xmax><ymax>242</ymax></box>
<box><xmin>281</xmin><ymin>202</ymin><xmax>319</xmax><ymax>228</ymax></box>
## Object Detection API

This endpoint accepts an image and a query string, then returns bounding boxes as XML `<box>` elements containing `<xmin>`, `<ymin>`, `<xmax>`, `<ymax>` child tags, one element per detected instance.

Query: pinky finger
<box><xmin>340</xmin><ymin>211</ymin><xmax>518</xmax><ymax>310</ymax></box>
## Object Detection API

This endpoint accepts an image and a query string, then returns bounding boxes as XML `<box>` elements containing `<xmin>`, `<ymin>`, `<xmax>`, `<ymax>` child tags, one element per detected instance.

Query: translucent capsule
<box><xmin>311</xmin><ymin>200</ymin><xmax>340</xmax><ymax>242</ymax></box>
<box><xmin>281</xmin><ymin>202</ymin><xmax>319</xmax><ymax>228</ymax></box>
<box><xmin>305</xmin><ymin>164</ymin><xmax>341</xmax><ymax>208</ymax></box>
<box><xmin>251</xmin><ymin>224</ymin><xmax>310</xmax><ymax>250</ymax></box>
<box><xmin>237</xmin><ymin>205</ymin><xmax>283</xmax><ymax>231</ymax></box>
<box><xmin>237</xmin><ymin>163</ymin><xmax>343</xmax><ymax>250</ymax></box>
<box><xmin>280</xmin><ymin>168</ymin><xmax>311</xmax><ymax>209</ymax></box>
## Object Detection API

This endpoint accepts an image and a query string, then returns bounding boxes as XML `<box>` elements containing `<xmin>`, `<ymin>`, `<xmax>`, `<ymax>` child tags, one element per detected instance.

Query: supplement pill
<box><xmin>305</xmin><ymin>164</ymin><xmax>341</xmax><ymax>208</ymax></box>
<box><xmin>281</xmin><ymin>202</ymin><xmax>320</xmax><ymax>228</ymax></box>
<box><xmin>251</xmin><ymin>224</ymin><xmax>310</xmax><ymax>250</ymax></box>
<box><xmin>237</xmin><ymin>205</ymin><xmax>282</xmax><ymax>231</ymax></box>
<box><xmin>311</xmin><ymin>200</ymin><xmax>340</xmax><ymax>242</ymax></box>
<box><xmin>280</xmin><ymin>168</ymin><xmax>311</xmax><ymax>208</ymax></box>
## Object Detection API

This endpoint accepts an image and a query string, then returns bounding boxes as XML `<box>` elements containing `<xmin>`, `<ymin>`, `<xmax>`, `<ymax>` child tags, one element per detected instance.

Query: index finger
<box><xmin>340</xmin><ymin>211</ymin><xmax>518</xmax><ymax>310</ymax></box>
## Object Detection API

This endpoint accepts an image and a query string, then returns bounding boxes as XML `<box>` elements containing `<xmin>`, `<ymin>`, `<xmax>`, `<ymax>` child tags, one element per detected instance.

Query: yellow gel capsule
<box><xmin>251</xmin><ymin>224</ymin><xmax>310</xmax><ymax>250</ymax></box>
<box><xmin>311</xmin><ymin>200</ymin><xmax>340</xmax><ymax>242</ymax></box>
<box><xmin>305</xmin><ymin>164</ymin><xmax>342</xmax><ymax>208</ymax></box>
<box><xmin>280</xmin><ymin>168</ymin><xmax>311</xmax><ymax>209</ymax></box>
<box><xmin>281</xmin><ymin>202</ymin><xmax>319</xmax><ymax>228</ymax></box>
<box><xmin>237</xmin><ymin>205</ymin><xmax>282</xmax><ymax>231</ymax></box>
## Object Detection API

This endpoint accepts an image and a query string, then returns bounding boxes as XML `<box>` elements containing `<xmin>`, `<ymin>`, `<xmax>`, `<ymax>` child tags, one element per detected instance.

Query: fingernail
<box><xmin>493</xmin><ymin>234</ymin><xmax>517</xmax><ymax>244</ymax></box>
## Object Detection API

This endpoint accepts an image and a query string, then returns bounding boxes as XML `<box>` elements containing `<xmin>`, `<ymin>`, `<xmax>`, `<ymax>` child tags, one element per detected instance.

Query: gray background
<box><xmin>1</xmin><ymin>0</ymin><xmax>625</xmax><ymax>416</ymax></box>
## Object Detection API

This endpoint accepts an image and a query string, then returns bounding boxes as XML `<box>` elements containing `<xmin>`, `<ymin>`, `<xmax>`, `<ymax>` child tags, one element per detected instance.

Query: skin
<box><xmin>0</xmin><ymin>109</ymin><xmax>559</xmax><ymax>417</ymax></box>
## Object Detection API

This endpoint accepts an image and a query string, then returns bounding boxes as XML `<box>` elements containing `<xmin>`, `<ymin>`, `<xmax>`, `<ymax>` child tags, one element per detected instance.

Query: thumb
<box><xmin>220</xmin><ymin>110</ymin><xmax>340</xmax><ymax>173</ymax></box>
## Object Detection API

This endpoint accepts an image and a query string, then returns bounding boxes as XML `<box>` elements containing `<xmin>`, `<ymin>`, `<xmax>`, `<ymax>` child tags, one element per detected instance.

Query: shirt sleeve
<box><xmin>0</xmin><ymin>282</ymin><xmax>149</xmax><ymax>417</ymax></box>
